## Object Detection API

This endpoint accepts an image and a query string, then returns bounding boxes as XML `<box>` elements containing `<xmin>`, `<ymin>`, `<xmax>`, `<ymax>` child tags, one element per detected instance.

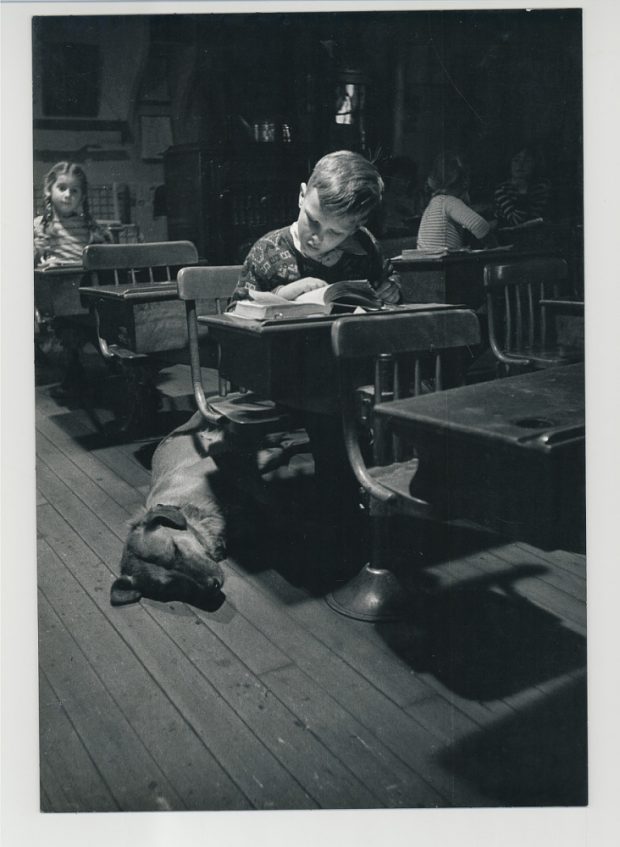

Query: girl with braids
<box><xmin>34</xmin><ymin>161</ymin><xmax>111</xmax><ymax>268</ymax></box>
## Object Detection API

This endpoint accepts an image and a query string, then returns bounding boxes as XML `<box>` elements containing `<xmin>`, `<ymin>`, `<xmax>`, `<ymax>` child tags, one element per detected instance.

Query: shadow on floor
<box><xmin>438</xmin><ymin>674</ymin><xmax>588</xmax><ymax>806</ymax></box>
<box><xmin>377</xmin><ymin>565</ymin><xmax>586</xmax><ymax>700</ymax></box>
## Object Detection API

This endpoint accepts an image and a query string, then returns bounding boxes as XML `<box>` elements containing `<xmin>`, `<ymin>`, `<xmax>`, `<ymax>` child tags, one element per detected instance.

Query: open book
<box><xmin>294</xmin><ymin>279</ymin><xmax>381</xmax><ymax>310</ymax></box>
<box><xmin>229</xmin><ymin>279</ymin><xmax>381</xmax><ymax>320</ymax></box>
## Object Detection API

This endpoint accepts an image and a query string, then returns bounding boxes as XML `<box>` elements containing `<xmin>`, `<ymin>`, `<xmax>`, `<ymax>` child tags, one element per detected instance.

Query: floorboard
<box><xmin>34</xmin><ymin>379</ymin><xmax>588</xmax><ymax>812</ymax></box>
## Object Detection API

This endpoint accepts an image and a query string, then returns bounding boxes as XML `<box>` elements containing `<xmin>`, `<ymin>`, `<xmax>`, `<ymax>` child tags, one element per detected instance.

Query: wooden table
<box><xmin>79</xmin><ymin>281</ymin><xmax>192</xmax><ymax>355</ymax></box>
<box><xmin>392</xmin><ymin>248</ymin><xmax>561</xmax><ymax>308</ymax></box>
<box><xmin>373</xmin><ymin>362</ymin><xmax>585</xmax><ymax>550</ymax></box>
<box><xmin>199</xmin><ymin>304</ymin><xmax>463</xmax><ymax>416</ymax></box>
<box><xmin>199</xmin><ymin>304</ymin><xmax>477</xmax><ymax>535</ymax></box>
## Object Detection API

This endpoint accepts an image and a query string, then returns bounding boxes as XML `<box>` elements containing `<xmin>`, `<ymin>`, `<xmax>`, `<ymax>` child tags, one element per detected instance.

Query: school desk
<box><xmin>392</xmin><ymin>247</ymin><xmax>563</xmax><ymax>308</ymax></box>
<box><xmin>197</xmin><ymin>304</ymin><xmax>465</xmax><ymax>417</ymax></box>
<box><xmin>372</xmin><ymin>361</ymin><xmax>585</xmax><ymax>550</ymax></box>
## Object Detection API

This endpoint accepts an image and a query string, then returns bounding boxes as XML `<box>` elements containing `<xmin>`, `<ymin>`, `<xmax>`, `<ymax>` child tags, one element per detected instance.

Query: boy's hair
<box><xmin>306</xmin><ymin>150</ymin><xmax>384</xmax><ymax>224</ymax></box>
<box><xmin>426</xmin><ymin>150</ymin><xmax>470</xmax><ymax>197</ymax></box>
<box><xmin>41</xmin><ymin>161</ymin><xmax>97</xmax><ymax>233</ymax></box>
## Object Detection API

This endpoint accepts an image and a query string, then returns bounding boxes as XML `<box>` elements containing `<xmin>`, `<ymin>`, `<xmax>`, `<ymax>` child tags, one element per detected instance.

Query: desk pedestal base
<box><xmin>326</xmin><ymin>564</ymin><xmax>408</xmax><ymax>622</ymax></box>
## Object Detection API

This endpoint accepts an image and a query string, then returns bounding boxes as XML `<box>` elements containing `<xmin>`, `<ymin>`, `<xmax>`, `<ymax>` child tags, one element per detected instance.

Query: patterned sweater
<box><xmin>234</xmin><ymin>225</ymin><xmax>401</xmax><ymax>304</ymax></box>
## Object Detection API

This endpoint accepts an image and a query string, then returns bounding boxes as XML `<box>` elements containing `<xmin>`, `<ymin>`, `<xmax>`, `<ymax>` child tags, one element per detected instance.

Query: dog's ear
<box><xmin>144</xmin><ymin>505</ymin><xmax>187</xmax><ymax>531</ymax></box>
<box><xmin>110</xmin><ymin>575</ymin><xmax>142</xmax><ymax>606</ymax></box>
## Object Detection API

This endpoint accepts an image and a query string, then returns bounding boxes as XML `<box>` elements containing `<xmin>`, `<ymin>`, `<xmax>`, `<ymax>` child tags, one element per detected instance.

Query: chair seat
<box><xmin>510</xmin><ymin>344</ymin><xmax>583</xmax><ymax>368</ymax></box>
<box><xmin>369</xmin><ymin>458</ymin><xmax>435</xmax><ymax>518</ymax></box>
<box><xmin>206</xmin><ymin>391</ymin><xmax>290</xmax><ymax>433</ymax></box>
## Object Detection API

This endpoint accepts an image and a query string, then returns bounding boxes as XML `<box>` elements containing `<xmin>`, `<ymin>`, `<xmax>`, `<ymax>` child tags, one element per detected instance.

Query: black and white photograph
<box><xmin>2</xmin><ymin>1</ymin><xmax>619</xmax><ymax>845</ymax></box>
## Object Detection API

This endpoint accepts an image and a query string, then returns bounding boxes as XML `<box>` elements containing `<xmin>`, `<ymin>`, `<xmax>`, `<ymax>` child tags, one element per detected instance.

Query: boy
<box><xmin>234</xmin><ymin>150</ymin><xmax>401</xmax><ymax>304</ymax></box>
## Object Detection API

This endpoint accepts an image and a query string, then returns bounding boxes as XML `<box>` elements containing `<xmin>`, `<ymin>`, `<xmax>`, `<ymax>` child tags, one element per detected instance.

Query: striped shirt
<box><xmin>416</xmin><ymin>194</ymin><xmax>491</xmax><ymax>251</ymax></box>
<box><xmin>494</xmin><ymin>179</ymin><xmax>551</xmax><ymax>227</ymax></box>
<box><xmin>34</xmin><ymin>214</ymin><xmax>110</xmax><ymax>267</ymax></box>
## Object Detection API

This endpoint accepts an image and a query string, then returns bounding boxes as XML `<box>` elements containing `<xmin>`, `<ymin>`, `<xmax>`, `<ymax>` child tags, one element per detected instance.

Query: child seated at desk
<box><xmin>34</xmin><ymin>161</ymin><xmax>111</xmax><ymax>269</ymax></box>
<box><xmin>232</xmin><ymin>151</ymin><xmax>400</xmax><ymax>541</ymax></box>
<box><xmin>233</xmin><ymin>150</ymin><xmax>402</xmax><ymax>305</ymax></box>
<box><xmin>34</xmin><ymin>161</ymin><xmax>111</xmax><ymax>399</ymax></box>
<box><xmin>494</xmin><ymin>144</ymin><xmax>551</xmax><ymax>229</ymax></box>
<box><xmin>416</xmin><ymin>151</ymin><xmax>497</xmax><ymax>251</ymax></box>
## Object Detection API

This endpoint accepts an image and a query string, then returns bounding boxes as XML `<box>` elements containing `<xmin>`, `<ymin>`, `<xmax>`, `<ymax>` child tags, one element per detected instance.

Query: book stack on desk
<box><xmin>230</xmin><ymin>299</ymin><xmax>329</xmax><ymax>320</ymax></box>
<box><xmin>229</xmin><ymin>279</ymin><xmax>382</xmax><ymax>320</ymax></box>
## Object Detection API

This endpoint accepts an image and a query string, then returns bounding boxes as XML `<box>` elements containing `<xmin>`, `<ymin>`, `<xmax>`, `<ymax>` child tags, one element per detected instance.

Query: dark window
<box><xmin>42</xmin><ymin>42</ymin><xmax>101</xmax><ymax>117</ymax></box>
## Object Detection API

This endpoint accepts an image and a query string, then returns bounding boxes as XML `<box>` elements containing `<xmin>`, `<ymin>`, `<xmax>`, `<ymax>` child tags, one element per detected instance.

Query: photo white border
<box><xmin>2</xmin><ymin>2</ymin><xmax>619</xmax><ymax>845</ymax></box>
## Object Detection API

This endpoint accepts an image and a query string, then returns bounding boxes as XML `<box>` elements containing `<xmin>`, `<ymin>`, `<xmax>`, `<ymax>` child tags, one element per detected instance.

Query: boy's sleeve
<box><xmin>234</xmin><ymin>244</ymin><xmax>265</xmax><ymax>298</ymax></box>
<box><xmin>375</xmin><ymin>253</ymin><xmax>402</xmax><ymax>304</ymax></box>
<box><xmin>359</xmin><ymin>227</ymin><xmax>402</xmax><ymax>304</ymax></box>
<box><xmin>233</xmin><ymin>231</ymin><xmax>300</xmax><ymax>300</ymax></box>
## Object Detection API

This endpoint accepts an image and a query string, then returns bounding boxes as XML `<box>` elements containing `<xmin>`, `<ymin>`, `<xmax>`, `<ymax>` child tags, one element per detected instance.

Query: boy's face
<box><xmin>296</xmin><ymin>184</ymin><xmax>359</xmax><ymax>258</ymax></box>
<box><xmin>51</xmin><ymin>174</ymin><xmax>83</xmax><ymax>217</ymax></box>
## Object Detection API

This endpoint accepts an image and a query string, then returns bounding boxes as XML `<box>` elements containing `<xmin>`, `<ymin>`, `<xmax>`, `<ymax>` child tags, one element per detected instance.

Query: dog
<box><xmin>111</xmin><ymin>412</ymin><xmax>313</xmax><ymax>608</ymax></box>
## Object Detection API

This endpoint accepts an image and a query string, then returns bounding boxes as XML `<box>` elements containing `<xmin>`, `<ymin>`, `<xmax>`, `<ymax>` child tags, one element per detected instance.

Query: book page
<box><xmin>295</xmin><ymin>280</ymin><xmax>374</xmax><ymax>305</ymax></box>
<box><xmin>248</xmin><ymin>289</ymin><xmax>291</xmax><ymax>305</ymax></box>
<box><xmin>294</xmin><ymin>286</ymin><xmax>330</xmax><ymax>305</ymax></box>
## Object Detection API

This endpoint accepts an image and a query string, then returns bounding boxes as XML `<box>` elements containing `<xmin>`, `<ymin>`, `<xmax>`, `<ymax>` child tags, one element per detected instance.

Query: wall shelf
<box><xmin>33</xmin><ymin>119</ymin><xmax>132</xmax><ymax>143</ymax></box>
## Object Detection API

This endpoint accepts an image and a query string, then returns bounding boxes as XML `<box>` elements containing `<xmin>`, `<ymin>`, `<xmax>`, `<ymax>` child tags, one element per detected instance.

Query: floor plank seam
<box><xmin>37</xmin><ymin>584</ymin><xmax>188</xmax><ymax>811</ymax></box>
<box><xmin>38</xmin><ymin>665</ymin><xmax>122</xmax><ymax>812</ymax></box>
<box><xmin>38</xmin><ymin>523</ymin><xmax>322</xmax><ymax>809</ymax></box>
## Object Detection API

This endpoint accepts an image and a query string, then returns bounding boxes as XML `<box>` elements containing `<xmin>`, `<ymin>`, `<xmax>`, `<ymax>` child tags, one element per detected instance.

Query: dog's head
<box><xmin>111</xmin><ymin>504</ymin><xmax>226</xmax><ymax>607</ymax></box>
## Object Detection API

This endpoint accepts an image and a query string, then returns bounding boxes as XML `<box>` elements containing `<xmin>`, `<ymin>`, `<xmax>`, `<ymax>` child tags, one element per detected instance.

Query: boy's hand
<box><xmin>277</xmin><ymin>278</ymin><xmax>327</xmax><ymax>300</ymax></box>
<box><xmin>374</xmin><ymin>278</ymin><xmax>402</xmax><ymax>305</ymax></box>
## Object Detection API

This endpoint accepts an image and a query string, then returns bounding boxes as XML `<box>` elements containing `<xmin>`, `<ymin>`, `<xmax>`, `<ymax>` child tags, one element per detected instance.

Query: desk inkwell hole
<box><xmin>512</xmin><ymin>417</ymin><xmax>555</xmax><ymax>429</ymax></box>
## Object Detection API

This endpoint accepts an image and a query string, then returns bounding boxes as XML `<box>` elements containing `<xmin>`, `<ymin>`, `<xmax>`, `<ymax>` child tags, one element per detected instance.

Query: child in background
<box><xmin>494</xmin><ymin>145</ymin><xmax>552</xmax><ymax>228</ymax></box>
<box><xmin>34</xmin><ymin>162</ymin><xmax>111</xmax><ymax>399</ymax></box>
<box><xmin>233</xmin><ymin>150</ymin><xmax>401</xmax><ymax>305</ymax></box>
<box><xmin>416</xmin><ymin>151</ymin><xmax>497</xmax><ymax>251</ymax></box>
<box><xmin>34</xmin><ymin>161</ymin><xmax>111</xmax><ymax>268</ymax></box>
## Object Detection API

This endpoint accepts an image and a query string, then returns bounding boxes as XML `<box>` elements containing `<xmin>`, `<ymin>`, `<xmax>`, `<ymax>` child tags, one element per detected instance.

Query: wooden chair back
<box><xmin>483</xmin><ymin>257</ymin><xmax>583</xmax><ymax>373</ymax></box>
<box><xmin>327</xmin><ymin>307</ymin><xmax>481</xmax><ymax>621</ymax></box>
<box><xmin>177</xmin><ymin>265</ymin><xmax>240</xmax><ymax>312</ymax></box>
<box><xmin>176</xmin><ymin>265</ymin><xmax>245</xmax><ymax>423</ymax></box>
<box><xmin>83</xmin><ymin>241</ymin><xmax>199</xmax><ymax>286</ymax></box>
<box><xmin>332</xmin><ymin>307</ymin><xmax>481</xmax><ymax>496</ymax></box>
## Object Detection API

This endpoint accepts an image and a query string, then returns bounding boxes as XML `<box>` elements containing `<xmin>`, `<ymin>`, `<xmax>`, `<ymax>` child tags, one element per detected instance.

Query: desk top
<box><xmin>79</xmin><ymin>282</ymin><xmax>179</xmax><ymax>303</ymax></box>
<box><xmin>198</xmin><ymin>302</ymin><xmax>465</xmax><ymax>335</ymax></box>
<box><xmin>34</xmin><ymin>265</ymin><xmax>85</xmax><ymax>278</ymax></box>
<box><xmin>375</xmin><ymin>363</ymin><xmax>584</xmax><ymax>453</ymax></box>
<box><xmin>391</xmin><ymin>246</ymin><xmax>559</xmax><ymax>270</ymax></box>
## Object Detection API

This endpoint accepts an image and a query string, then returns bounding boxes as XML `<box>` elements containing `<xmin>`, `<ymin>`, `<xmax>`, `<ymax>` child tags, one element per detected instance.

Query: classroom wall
<box><xmin>31</xmin><ymin>10</ymin><xmax>583</xmax><ymax>243</ymax></box>
<box><xmin>32</xmin><ymin>16</ymin><xmax>168</xmax><ymax>241</ymax></box>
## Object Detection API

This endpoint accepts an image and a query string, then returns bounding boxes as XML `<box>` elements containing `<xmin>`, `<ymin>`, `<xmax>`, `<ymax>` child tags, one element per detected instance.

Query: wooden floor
<box><xmin>35</xmin><ymin>357</ymin><xmax>588</xmax><ymax>813</ymax></box>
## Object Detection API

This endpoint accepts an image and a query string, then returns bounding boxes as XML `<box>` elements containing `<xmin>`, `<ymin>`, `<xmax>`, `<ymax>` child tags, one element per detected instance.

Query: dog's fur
<box><xmin>111</xmin><ymin>413</ymin><xmax>231</xmax><ymax>607</ymax></box>
<box><xmin>111</xmin><ymin>412</ymin><xmax>313</xmax><ymax>608</ymax></box>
